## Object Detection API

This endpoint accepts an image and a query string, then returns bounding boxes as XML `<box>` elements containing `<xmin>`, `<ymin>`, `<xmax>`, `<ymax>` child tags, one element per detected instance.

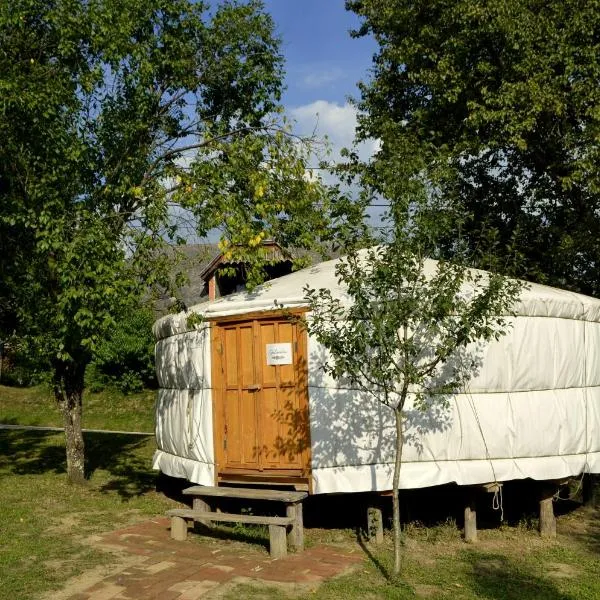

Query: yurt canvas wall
<box><xmin>153</xmin><ymin>255</ymin><xmax>600</xmax><ymax>494</ymax></box>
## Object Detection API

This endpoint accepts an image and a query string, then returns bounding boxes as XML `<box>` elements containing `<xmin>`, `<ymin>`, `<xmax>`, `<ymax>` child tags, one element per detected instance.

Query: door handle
<box><xmin>247</xmin><ymin>384</ymin><xmax>261</xmax><ymax>391</ymax></box>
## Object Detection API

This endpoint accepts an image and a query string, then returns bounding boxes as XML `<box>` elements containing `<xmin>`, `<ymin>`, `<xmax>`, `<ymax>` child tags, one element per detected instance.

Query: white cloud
<box><xmin>290</xmin><ymin>100</ymin><xmax>380</xmax><ymax>166</ymax></box>
<box><xmin>301</xmin><ymin>67</ymin><xmax>345</xmax><ymax>89</ymax></box>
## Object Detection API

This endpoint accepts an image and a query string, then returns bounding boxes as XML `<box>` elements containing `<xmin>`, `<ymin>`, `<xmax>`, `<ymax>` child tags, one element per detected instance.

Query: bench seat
<box><xmin>166</xmin><ymin>508</ymin><xmax>294</xmax><ymax>558</ymax></box>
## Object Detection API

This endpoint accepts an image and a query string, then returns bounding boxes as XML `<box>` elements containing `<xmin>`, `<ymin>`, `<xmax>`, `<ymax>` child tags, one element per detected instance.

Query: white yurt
<box><xmin>152</xmin><ymin>253</ymin><xmax>600</xmax><ymax>494</ymax></box>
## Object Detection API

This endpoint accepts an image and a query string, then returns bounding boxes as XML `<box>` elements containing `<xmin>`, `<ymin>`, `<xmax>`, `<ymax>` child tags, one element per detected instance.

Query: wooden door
<box><xmin>212</xmin><ymin>314</ymin><xmax>310</xmax><ymax>480</ymax></box>
<box><xmin>213</xmin><ymin>317</ymin><xmax>310</xmax><ymax>477</ymax></box>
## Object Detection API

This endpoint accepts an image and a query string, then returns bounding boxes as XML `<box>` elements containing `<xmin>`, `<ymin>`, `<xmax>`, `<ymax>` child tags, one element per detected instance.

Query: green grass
<box><xmin>2</xmin><ymin>386</ymin><xmax>600</xmax><ymax>600</ymax></box>
<box><xmin>0</xmin><ymin>428</ymin><xmax>175</xmax><ymax>600</ymax></box>
<box><xmin>0</xmin><ymin>384</ymin><xmax>155</xmax><ymax>432</ymax></box>
<box><xmin>222</xmin><ymin>510</ymin><xmax>600</xmax><ymax>600</ymax></box>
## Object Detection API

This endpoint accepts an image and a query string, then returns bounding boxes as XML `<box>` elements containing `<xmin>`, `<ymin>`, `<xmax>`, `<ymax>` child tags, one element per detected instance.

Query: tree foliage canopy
<box><xmin>305</xmin><ymin>241</ymin><xmax>522</xmax><ymax>573</ymax></box>
<box><xmin>0</xmin><ymin>0</ymin><xmax>334</xmax><ymax>365</ymax></box>
<box><xmin>348</xmin><ymin>0</ymin><xmax>600</xmax><ymax>294</ymax></box>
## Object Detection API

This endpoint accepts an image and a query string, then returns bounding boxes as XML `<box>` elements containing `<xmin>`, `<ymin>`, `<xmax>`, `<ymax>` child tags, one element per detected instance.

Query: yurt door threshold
<box><xmin>210</xmin><ymin>312</ymin><xmax>311</xmax><ymax>489</ymax></box>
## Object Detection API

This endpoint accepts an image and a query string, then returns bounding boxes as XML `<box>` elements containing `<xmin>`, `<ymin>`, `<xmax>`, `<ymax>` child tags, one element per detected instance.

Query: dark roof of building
<box><xmin>153</xmin><ymin>242</ymin><xmax>339</xmax><ymax>314</ymax></box>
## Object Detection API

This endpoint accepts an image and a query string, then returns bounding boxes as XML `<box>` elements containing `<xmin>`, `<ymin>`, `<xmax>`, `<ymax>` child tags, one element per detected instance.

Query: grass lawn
<box><xmin>222</xmin><ymin>507</ymin><xmax>600</xmax><ymax>600</ymax></box>
<box><xmin>2</xmin><ymin>385</ymin><xmax>600</xmax><ymax>599</ymax></box>
<box><xmin>0</xmin><ymin>384</ymin><xmax>155</xmax><ymax>432</ymax></box>
<box><xmin>0</xmin><ymin>428</ymin><xmax>176</xmax><ymax>600</ymax></box>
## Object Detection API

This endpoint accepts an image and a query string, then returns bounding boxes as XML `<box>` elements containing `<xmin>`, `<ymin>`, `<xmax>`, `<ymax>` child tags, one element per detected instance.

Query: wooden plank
<box><xmin>261</xmin><ymin>385</ymin><xmax>281</xmax><ymax>468</ymax></box>
<box><xmin>224</xmin><ymin>327</ymin><xmax>238</xmax><ymax>388</ymax></box>
<box><xmin>217</xmin><ymin>475</ymin><xmax>310</xmax><ymax>490</ymax></box>
<box><xmin>286</xmin><ymin>503</ymin><xmax>304</xmax><ymax>551</ymax></box>
<box><xmin>241</xmin><ymin>388</ymin><xmax>259</xmax><ymax>467</ymax></box>
<box><xmin>277</xmin><ymin>321</ymin><xmax>295</xmax><ymax>386</ymax></box>
<box><xmin>481</xmin><ymin>483</ymin><xmax>502</xmax><ymax>493</ymax></box>
<box><xmin>224</xmin><ymin>389</ymin><xmax>241</xmax><ymax>464</ymax></box>
<box><xmin>259</xmin><ymin>321</ymin><xmax>277</xmax><ymax>388</ymax></box>
<box><xmin>240</xmin><ymin>325</ymin><xmax>254</xmax><ymax>389</ymax></box>
<box><xmin>467</xmin><ymin>482</ymin><xmax>503</xmax><ymax>493</ymax></box>
<box><xmin>166</xmin><ymin>508</ymin><xmax>294</xmax><ymax>526</ymax></box>
<box><xmin>211</xmin><ymin>324</ymin><xmax>223</xmax><ymax>485</ymax></box>
<box><xmin>205</xmin><ymin>308</ymin><xmax>308</xmax><ymax>325</ymax></box>
<box><xmin>183</xmin><ymin>485</ymin><xmax>307</xmax><ymax>502</ymax></box>
<box><xmin>296</xmin><ymin>325</ymin><xmax>312</xmax><ymax>481</ymax></box>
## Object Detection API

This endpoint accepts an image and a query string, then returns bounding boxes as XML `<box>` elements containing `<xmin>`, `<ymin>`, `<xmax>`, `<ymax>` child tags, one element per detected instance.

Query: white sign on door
<box><xmin>266</xmin><ymin>343</ymin><xmax>293</xmax><ymax>365</ymax></box>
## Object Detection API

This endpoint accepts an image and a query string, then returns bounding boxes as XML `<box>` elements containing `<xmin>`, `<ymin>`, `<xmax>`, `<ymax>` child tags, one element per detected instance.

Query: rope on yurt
<box><xmin>458</xmin><ymin>350</ymin><xmax>505</xmax><ymax>521</ymax></box>
<box><xmin>553</xmin><ymin>472</ymin><xmax>585</xmax><ymax>502</ymax></box>
<box><xmin>463</xmin><ymin>387</ymin><xmax>505</xmax><ymax>521</ymax></box>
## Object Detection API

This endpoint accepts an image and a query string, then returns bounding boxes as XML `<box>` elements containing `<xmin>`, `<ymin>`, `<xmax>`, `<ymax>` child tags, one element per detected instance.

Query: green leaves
<box><xmin>348</xmin><ymin>0</ymin><xmax>600</xmax><ymax>295</ymax></box>
<box><xmin>0</xmin><ymin>0</ymin><xmax>336</xmax><ymax>369</ymax></box>
<box><xmin>306</xmin><ymin>244</ymin><xmax>522</xmax><ymax>412</ymax></box>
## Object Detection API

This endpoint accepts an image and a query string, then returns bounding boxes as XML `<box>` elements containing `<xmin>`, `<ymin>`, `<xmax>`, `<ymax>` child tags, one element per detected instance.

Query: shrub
<box><xmin>87</xmin><ymin>306</ymin><xmax>157</xmax><ymax>394</ymax></box>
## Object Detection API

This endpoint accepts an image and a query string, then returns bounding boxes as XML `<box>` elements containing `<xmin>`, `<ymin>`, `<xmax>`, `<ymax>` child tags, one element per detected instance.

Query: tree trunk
<box><xmin>392</xmin><ymin>408</ymin><xmax>404</xmax><ymax>575</ymax></box>
<box><xmin>53</xmin><ymin>359</ymin><xmax>87</xmax><ymax>485</ymax></box>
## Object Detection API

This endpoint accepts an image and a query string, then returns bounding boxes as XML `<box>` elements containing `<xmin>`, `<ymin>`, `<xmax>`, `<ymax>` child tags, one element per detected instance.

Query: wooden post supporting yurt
<box><xmin>367</xmin><ymin>502</ymin><xmax>384</xmax><ymax>544</ymax></box>
<box><xmin>464</xmin><ymin>500</ymin><xmax>477</xmax><ymax>543</ymax></box>
<box><xmin>539</xmin><ymin>483</ymin><xmax>557</xmax><ymax>538</ymax></box>
<box><xmin>462</xmin><ymin>483</ymin><xmax>502</xmax><ymax>543</ymax></box>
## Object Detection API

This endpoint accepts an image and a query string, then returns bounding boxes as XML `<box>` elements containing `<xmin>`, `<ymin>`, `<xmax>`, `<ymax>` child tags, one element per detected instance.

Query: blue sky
<box><xmin>263</xmin><ymin>0</ymin><xmax>376</xmax><ymax>107</ymax></box>
<box><xmin>261</xmin><ymin>1</ymin><xmax>379</xmax><ymax>162</ymax></box>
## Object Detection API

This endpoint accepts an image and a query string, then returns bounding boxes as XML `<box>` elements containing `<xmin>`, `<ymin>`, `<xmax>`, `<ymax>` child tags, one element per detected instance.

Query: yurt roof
<box><xmin>154</xmin><ymin>251</ymin><xmax>600</xmax><ymax>341</ymax></box>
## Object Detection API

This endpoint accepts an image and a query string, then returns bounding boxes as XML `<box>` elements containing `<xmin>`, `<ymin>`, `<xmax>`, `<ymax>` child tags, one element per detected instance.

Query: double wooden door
<box><xmin>211</xmin><ymin>315</ymin><xmax>310</xmax><ymax>480</ymax></box>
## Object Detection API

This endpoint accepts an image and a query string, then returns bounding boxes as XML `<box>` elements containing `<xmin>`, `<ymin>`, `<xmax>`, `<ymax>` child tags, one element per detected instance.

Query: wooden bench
<box><xmin>167</xmin><ymin>486</ymin><xmax>307</xmax><ymax>559</ymax></box>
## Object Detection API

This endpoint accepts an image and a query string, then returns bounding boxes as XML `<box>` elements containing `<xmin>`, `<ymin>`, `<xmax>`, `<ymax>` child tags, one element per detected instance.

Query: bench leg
<box><xmin>286</xmin><ymin>503</ymin><xmax>304</xmax><ymax>552</ymax></box>
<box><xmin>269</xmin><ymin>524</ymin><xmax>288</xmax><ymax>559</ymax></box>
<box><xmin>171</xmin><ymin>516</ymin><xmax>188</xmax><ymax>541</ymax></box>
<box><xmin>193</xmin><ymin>497</ymin><xmax>212</xmax><ymax>527</ymax></box>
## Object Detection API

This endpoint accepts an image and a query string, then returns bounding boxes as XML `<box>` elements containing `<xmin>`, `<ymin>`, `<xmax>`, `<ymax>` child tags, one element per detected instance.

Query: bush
<box><xmin>87</xmin><ymin>306</ymin><xmax>157</xmax><ymax>394</ymax></box>
<box><xmin>0</xmin><ymin>341</ymin><xmax>50</xmax><ymax>387</ymax></box>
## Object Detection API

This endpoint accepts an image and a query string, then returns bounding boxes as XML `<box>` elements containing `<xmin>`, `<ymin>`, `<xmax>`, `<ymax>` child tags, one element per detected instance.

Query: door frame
<box><xmin>209</xmin><ymin>310</ymin><xmax>312</xmax><ymax>488</ymax></box>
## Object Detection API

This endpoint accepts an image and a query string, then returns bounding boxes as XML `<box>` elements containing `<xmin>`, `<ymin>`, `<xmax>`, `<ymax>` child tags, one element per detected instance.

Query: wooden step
<box><xmin>182</xmin><ymin>485</ymin><xmax>307</xmax><ymax>503</ymax></box>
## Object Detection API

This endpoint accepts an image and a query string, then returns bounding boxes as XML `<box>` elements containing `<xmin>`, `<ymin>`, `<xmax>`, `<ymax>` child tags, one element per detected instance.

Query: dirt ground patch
<box><xmin>545</xmin><ymin>562</ymin><xmax>579</xmax><ymax>579</ymax></box>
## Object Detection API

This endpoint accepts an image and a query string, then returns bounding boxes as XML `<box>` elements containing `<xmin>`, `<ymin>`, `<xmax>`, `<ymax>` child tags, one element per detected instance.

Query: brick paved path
<box><xmin>60</xmin><ymin>518</ymin><xmax>363</xmax><ymax>599</ymax></box>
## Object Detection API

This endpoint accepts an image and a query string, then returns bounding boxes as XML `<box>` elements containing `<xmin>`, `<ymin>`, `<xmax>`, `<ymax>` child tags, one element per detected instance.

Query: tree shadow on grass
<box><xmin>464</xmin><ymin>551</ymin><xmax>574</xmax><ymax>600</ymax></box>
<box><xmin>355</xmin><ymin>529</ymin><xmax>391</xmax><ymax>581</ymax></box>
<box><xmin>85</xmin><ymin>432</ymin><xmax>157</xmax><ymax>500</ymax></box>
<box><xmin>0</xmin><ymin>429</ymin><xmax>156</xmax><ymax>500</ymax></box>
<box><xmin>0</xmin><ymin>429</ymin><xmax>66</xmax><ymax>475</ymax></box>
